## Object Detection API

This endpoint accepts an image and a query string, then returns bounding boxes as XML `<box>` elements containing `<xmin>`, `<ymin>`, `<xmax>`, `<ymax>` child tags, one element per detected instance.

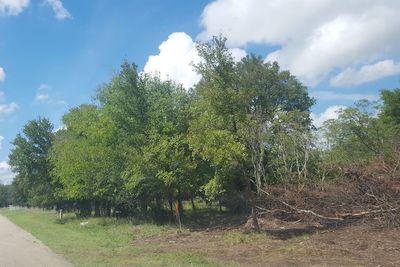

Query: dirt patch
<box><xmin>132</xmin><ymin>219</ymin><xmax>400</xmax><ymax>266</ymax></box>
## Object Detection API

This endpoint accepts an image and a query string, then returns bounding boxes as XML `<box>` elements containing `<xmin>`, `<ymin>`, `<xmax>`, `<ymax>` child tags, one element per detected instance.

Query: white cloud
<box><xmin>0</xmin><ymin>91</ymin><xmax>18</xmax><ymax>118</ymax></box>
<box><xmin>144</xmin><ymin>32</ymin><xmax>246</xmax><ymax>89</ymax></box>
<box><xmin>144</xmin><ymin>32</ymin><xmax>201</xmax><ymax>89</ymax></box>
<box><xmin>229</xmin><ymin>48</ymin><xmax>247</xmax><ymax>62</ymax></box>
<box><xmin>331</xmin><ymin>60</ymin><xmax>400</xmax><ymax>87</ymax></box>
<box><xmin>45</xmin><ymin>0</ymin><xmax>71</xmax><ymax>20</ymax></box>
<box><xmin>35</xmin><ymin>93</ymin><xmax>49</xmax><ymax>102</ymax></box>
<box><xmin>311</xmin><ymin>91</ymin><xmax>379</xmax><ymax>101</ymax></box>
<box><xmin>311</xmin><ymin>105</ymin><xmax>346</xmax><ymax>128</ymax></box>
<box><xmin>0</xmin><ymin>67</ymin><xmax>5</xmax><ymax>82</ymax></box>
<box><xmin>199</xmin><ymin>0</ymin><xmax>400</xmax><ymax>86</ymax></box>
<box><xmin>0</xmin><ymin>161</ymin><xmax>14</xmax><ymax>184</ymax></box>
<box><xmin>0</xmin><ymin>0</ymin><xmax>29</xmax><ymax>16</ymax></box>
<box><xmin>33</xmin><ymin>83</ymin><xmax>67</xmax><ymax>105</ymax></box>
<box><xmin>0</xmin><ymin>102</ymin><xmax>18</xmax><ymax>115</ymax></box>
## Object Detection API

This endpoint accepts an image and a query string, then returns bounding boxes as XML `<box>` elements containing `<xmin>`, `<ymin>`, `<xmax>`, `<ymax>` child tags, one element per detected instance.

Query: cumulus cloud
<box><xmin>199</xmin><ymin>0</ymin><xmax>400</xmax><ymax>85</ymax></box>
<box><xmin>0</xmin><ymin>161</ymin><xmax>14</xmax><ymax>184</ymax></box>
<box><xmin>311</xmin><ymin>105</ymin><xmax>346</xmax><ymax>128</ymax></box>
<box><xmin>144</xmin><ymin>32</ymin><xmax>201</xmax><ymax>89</ymax></box>
<box><xmin>0</xmin><ymin>0</ymin><xmax>29</xmax><ymax>16</ymax></box>
<box><xmin>311</xmin><ymin>91</ymin><xmax>379</xmax><ymax>101</ymax></box>
<box><xmin>45</xmin><ymin>0</ymin><xmax>71</xmax><ymax>20</ymax></box>
<box><xmin>144</xmin><ymin>32</ymin><xmax>246</xmax><ymax>89</ymax></box>
<box><xmin>331</xmin><ymin>60</ymin><xmax>400</xmax><ymax>87</ymax></box>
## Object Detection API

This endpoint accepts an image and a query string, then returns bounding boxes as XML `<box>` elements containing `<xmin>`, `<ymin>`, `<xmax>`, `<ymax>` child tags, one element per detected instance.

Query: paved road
<box><xmin>0</xmin><ymin>214</ymin><xmax>73</xmax><ymax>267</ymax></box>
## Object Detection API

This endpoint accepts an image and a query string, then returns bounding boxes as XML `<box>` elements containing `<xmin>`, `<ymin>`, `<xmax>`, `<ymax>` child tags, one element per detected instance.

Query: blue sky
<box><xmin>1</xmin><ymin>0</ymin><xmax>399</xmax><ymax>183</ymax></box>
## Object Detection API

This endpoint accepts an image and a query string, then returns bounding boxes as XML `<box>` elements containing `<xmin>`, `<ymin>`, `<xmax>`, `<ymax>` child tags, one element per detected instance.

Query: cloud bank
<box><xmin>331</xmin><ymin>60</ymin><xmax>400</xmax><ymax>87</ymax></box>
<box><xmin>199</xmin><ymin>0</ymin><xmax>400</xmax><ymax>86</ymax></box>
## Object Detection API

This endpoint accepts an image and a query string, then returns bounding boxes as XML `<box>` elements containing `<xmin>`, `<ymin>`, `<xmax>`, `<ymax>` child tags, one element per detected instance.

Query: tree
<box><xmin>190</xmin><ymin>36</ymin><xmax>248</xmax><ymax>202</ymax></box>
<box><xmin>380</xmin><ymin>88</ymin><xmax>400</xmax><ymax>126</ymax></box>
<box><xmin>322</xmin><ymin>100</ymin><xmax>390</xmax><ymax>166</ymax></box>
<box><xmin>188</xmin><ymin>37</ymin><xmax>315</xmax><ymax>232</ymax></box>
<box><xmin>9</xmin><ymin>118</ymin><xmax>55</xmax><ymax>207</ymax></box>
<box><xmin>189</xmin><ymin>37</ymin><xmax>314</xmax><ymax>203</ymax></box>
<box><xmin>97</xmin><ymin>64</ymin><xmax>208</xmax><ymax>216</ymax></box>
<box><xmin>50</xmin><ymin>105</ymin><xmax>123</xmax><ymax>216</ymax></box>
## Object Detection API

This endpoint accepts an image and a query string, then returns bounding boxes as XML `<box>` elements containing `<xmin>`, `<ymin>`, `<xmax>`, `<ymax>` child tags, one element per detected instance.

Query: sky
<box><xmin>0</xmin><ymin>0</ymin><xmax>399</xmax><ymax>184</ymax></box>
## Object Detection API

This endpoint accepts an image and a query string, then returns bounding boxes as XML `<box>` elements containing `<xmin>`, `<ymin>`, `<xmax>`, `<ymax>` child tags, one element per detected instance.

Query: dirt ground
<box><xmin>133</xmin><ymin>215</ymin><xmax>400</xmax><ymax>267</ymax></box>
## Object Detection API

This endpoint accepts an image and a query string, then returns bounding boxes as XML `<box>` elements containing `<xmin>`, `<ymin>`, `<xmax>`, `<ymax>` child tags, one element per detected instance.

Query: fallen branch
<box><xmin>254</xmin><ymin>182</ymin><xmax>344</xmax><ymax>221</ymax></box>
<box><xmin>337</xmin><ymin>208</ymin><xmax>398</xmax><ymax>218</ymax></box>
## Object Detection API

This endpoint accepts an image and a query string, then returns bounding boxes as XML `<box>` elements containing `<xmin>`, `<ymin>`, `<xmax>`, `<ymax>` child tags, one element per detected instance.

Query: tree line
<box><xmin>3</xmin><ymin>37</ymin><xmax>399</xmax><ymax>218</ymax></box>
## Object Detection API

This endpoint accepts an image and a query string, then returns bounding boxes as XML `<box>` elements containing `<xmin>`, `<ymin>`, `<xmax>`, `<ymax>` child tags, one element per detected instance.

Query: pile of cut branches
<box><xmin>256</xmin><ymin>163</ymin><xmax>400</xmax><ymax>227</ymax></box>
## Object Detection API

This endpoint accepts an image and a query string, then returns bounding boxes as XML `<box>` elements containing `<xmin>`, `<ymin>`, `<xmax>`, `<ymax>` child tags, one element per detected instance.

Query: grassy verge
<box><xmin>0</xmin><ymin>208</ymin><xmax>220</xmax><ymax>267</ymax></box>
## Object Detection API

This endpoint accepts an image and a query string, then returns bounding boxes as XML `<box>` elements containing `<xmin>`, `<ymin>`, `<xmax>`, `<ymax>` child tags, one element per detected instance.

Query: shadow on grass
<box><xmin>263</xmin><ymin>219</ymin><xmax>359</xmax><ymax>240</ymax></box>
<box><xmin>181</xmin><ymin>209</ymin><xmax>248</xmax><ymax>231</ymax></box>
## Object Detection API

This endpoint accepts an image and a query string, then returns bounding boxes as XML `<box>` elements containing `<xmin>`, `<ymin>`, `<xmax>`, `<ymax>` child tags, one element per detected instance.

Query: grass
<box><xmin>223</xmin><ymin>231</ymin><xmax>266</xmax><ymax>245</ymax></box>
<box><xmin>0</xmin><ymin>208</ymin><xmax>220</xmax><ymax>267</ymax></box>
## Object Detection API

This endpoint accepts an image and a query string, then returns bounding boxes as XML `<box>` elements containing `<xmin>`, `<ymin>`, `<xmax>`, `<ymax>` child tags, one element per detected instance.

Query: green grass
<box><xmin>0</xmin><ymin>208</ymin><xmax>220</xmax><ymax>267</ymax></box>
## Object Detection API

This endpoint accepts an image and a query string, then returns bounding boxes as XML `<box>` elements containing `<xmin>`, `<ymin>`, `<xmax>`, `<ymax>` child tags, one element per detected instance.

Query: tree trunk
<box><xmin>190</xmin><ymin>197</ymin><xmax>196</xmax><ymax>213</ymax></box>
<box><xmin>105</xmin><ymin>201</ymin><xmax>111</xmax><ymax>217</ymax></box>
<box><xmin>94</xmin><ymin>201</ymin><xmax>100</xmax><ymax>217</ymax></box>
<box><xmin>79</xmin><ymin>200</ymin><xmax>92</xmax><ymax>218</ymax></box>
<box><xmin>251</xmin><ymin>206</ymin><xmax>260</xmax><ymax>232</ymax></box>
<box><xmin>168</xmin><ymin>195</ymin><xmax>174</xmax><ymax>221</ymax></box>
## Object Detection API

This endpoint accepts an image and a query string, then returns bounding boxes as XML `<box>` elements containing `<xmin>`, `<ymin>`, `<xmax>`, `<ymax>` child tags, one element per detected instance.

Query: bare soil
<box><xmin>133</xmin><ymin>217</ymin><xmax>400</xmax><ymax>266</ymax></box>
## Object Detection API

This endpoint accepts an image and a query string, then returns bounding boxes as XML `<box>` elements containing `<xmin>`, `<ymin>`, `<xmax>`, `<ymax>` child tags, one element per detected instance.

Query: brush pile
<box><xmin>256</xmin><ymin>161</ymin><xmax>400</xmax><ymax>227</ymax></box>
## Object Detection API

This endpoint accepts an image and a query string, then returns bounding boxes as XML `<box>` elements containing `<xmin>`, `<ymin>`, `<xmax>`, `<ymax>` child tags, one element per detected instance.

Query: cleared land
<box><xmin>1</xmin><ymin>208</ymin><xmax>399</xmax><ymax>267</ymax></box>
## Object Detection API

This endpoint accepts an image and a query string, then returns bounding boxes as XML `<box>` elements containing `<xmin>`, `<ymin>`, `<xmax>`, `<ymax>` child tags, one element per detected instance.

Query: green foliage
<box><xmin>10</xmin><ymin>37</ymin><xmax>399</xmax><ymax>219</ymax></box>
<box><xmin>9</xmin><ymin>118</ymin><xmax>56</xmax><ymax>207</ymax></box>
<box><xmin>380</xmin><ymin>88</ymin><xmax>400</xmax><ymax>126</ymax></box>
<box><xmin>50</xmin><ymin>105</ymin><xmax>123</xmax><ymax>215</ymax></box>
<box><xmin>321</xmin><ymin>100</ymin><xmax>394</xmax><ymax>167</ymax></box>
<box><xmin>190</xmin><ymin>36</ymin><xmax>314</xmax><ymax>197</ymax></box>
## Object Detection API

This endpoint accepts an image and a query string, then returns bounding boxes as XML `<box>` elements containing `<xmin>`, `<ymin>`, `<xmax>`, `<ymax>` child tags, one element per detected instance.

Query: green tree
<box><xmin>380</xmin><ymin>88</ymin><xmax>400</xmax><ymax>126</ymax></box>
<box><xmin>190</xmin><ymin>37</ymin><xmax>314</xmax><ymax>204</ymax></box>
<box><xmin>50</xmin><ymin>105</ymin><xmax>123</xmax><ymax>216</ymax></box>
<box><xmin>9</xmin><ymin>118</ymin><xmax>55</xmax><ymax>207</ymax></box>
<box><xmin>321</xmin><ymin>100</ymin><xmax>395</xmax><ymax>168</ymax></box>
<box><xmin>97</xmin><ymin>64</ymin><xmax>207</xmax><ymax>216</ymax></box>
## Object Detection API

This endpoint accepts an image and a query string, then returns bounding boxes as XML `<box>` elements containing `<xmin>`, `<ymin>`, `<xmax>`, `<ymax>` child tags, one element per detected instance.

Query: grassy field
<box><xmin>0</xmin><ymin>208</ymin><xmax>221</xmax><ymax>267</ymax></box>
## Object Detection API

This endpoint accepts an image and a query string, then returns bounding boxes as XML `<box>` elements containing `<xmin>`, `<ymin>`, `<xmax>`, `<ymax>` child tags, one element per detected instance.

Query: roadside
<box><xmin>0</xmin><ymin>213</ymin><xmax>72</xmax><ymax>267</ymax></box>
